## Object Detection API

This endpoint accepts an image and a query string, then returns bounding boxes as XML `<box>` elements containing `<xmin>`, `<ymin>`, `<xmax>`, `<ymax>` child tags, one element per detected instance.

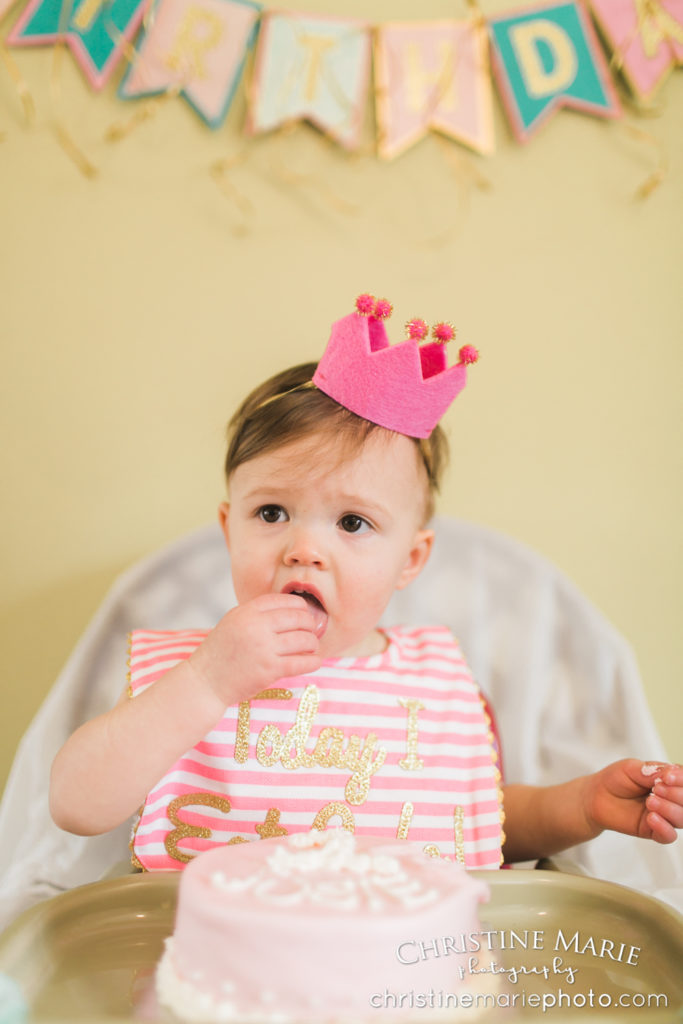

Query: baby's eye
<box><xmin>258</xmin><ymin>505</ymin><xmax>287</xmax><ymax>524</ymax></box>
<box><xmin>339</xmin><ymin>513</ymin><xmax>371</xmax><ymax>534</ymax></box>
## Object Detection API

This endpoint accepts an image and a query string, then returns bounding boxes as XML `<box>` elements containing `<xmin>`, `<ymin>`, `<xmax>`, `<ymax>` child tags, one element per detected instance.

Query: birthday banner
<box><xmin>3</xmin><ymin>0</ymin><xmax>683</xmax><ymax>150</ymax></box>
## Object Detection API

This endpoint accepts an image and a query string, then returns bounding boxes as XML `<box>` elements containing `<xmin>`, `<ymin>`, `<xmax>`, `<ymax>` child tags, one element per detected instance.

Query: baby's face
<box><xmin>221</xmin><ymin>431</ymin><xmax>434</xmax><ymax>659</ymax></box>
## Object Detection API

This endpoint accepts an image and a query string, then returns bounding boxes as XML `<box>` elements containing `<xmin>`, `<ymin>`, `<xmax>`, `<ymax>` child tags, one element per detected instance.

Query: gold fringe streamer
<box><xmin>49</xmin><ymin>0</ymin><xmax>98</xmax><ymax>180</ymax></box>
<box><xmin>102</xmin><ymin>0</ymin><xmax>173</xmax><ymax>144</ymax></box>
<box><xmin>265</xmin><ymin>123</ymin><xmax>360</xmax><ymax>216</ymax></box>
<box><xmin>437</xmin><ymin>133</ymin><xmax>491</xmax><ymax>193</ymax></box>
<box><xmin>105</xmin><ymin>86</ymin><xmax>180</xmax><ymax>142</ymax></box>
<box><xmin>404</xmin><ymin>135</ymin><xmax>491</xmax><ymax>248</ymax></box>
<box><xmin>271</xmin><ymin>153</ymin><xmax>360</xmax><ymax>215</ymax></box>
<box><xmin>54</xmin><ymin>116</ymin><xmax>97</xmax><ymax>176</ymax></box>
<box><xmin>0</xmin><ymin>40</ymin><xmax>36</xmax><ymax>124</ymax></box>
<box><xmin>210</xmin><ymin>149</ymin><xmax>255</xmax><ymax>235</ymax></box>
<box><xmin>621</xmin><ymin>120</ymin><xmax>669</xmax><ymax>199</ymax></box>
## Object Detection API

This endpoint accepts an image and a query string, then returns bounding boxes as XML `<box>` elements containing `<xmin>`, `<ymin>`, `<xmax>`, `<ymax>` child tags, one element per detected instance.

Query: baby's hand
<box><xmin>187</xmin><ymin>594</ymin><xmax>323</xmax><ymax>707</ymax></box>
<box><xmin>586</xmin><ymin>759</ymin><xmax>683</xmax><ymax>845</ymax></box>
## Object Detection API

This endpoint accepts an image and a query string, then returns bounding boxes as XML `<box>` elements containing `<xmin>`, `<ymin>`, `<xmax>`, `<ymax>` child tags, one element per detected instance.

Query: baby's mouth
<box><xmin>283</xmin><ymin>585</ymin><xmax>328</xmax><ymax>638</ymax></box>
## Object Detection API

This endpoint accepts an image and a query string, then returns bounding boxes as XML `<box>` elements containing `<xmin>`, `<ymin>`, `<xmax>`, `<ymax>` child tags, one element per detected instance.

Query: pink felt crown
<box><xmin>312</xmin><ymin>294</ymin><xmax>479</xmax><ymax>439</ymax></box>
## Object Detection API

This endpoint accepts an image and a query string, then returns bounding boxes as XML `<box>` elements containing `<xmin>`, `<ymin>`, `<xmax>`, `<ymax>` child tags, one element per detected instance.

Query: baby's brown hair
<box><xmin>225</xmin><ymin>363</ymin><xmax>448</xmax><ymax>524</ymax></box>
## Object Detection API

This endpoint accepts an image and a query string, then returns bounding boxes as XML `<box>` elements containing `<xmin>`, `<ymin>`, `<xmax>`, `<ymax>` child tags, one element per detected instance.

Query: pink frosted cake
<box><xmin>156</xmin><ymin>829</ymin><xmax>491</xmax><ymax>1022</ymax></box>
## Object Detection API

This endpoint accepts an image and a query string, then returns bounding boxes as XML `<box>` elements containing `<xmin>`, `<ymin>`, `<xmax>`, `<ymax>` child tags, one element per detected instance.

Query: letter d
<box><xmin>510</xmin><ymin>19</ymin><xmax>577</xmax><ymax>98</ymax></box>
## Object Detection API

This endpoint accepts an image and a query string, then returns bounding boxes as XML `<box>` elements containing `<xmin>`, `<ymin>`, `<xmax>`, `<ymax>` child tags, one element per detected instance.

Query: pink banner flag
<box><xmin>119</xmin><ymin>0</ymin><xmax>260</xmax><ymax>128</ymax></box>
<box><xmin>590</xmin><ymin>0</ymin><xmax>683</xmax><ymax>101</ymax></box>
<box><xmin>374</xmin><ymin>19</ymin><xmax>495</xmax><ymax>159</ymax></box>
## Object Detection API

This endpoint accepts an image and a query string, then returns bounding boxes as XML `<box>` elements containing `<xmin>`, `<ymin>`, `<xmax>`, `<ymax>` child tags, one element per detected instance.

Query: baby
<box><xmin>49</xmin><ymin>295</ymin><xmax>682</xmax><ymax>870</ymax></box>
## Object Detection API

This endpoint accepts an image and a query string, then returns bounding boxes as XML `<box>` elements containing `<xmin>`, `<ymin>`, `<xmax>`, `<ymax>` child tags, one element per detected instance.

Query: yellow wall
<box><xmin>2</xmin><ymin>0</ymin><xmax>682</xmax><ymax>797</ymax></box>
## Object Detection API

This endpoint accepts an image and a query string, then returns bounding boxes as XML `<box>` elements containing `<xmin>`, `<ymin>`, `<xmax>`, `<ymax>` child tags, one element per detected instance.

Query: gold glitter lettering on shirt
<box><xmin>343</xmin><ymin>733</ymin><xmax>386</xmax><ymax>805</ymax></box>
<box><xmin>165</xmin><ymin>792</ymin><xmax>232</xmax><ymax>864</ymax></box>
<box><xmin>235</xmin><ymin>688</ymin><xmax>293</xmax><ymax>763</ymax></box>
<box><xmin>453</xmin><ymin>804</ymin><xmax>466</xmax><ymax>865</ymax></box>
<box><xmin>279</xmin><ymin>685</ymin><xmax>319</xmax><ymax>769</ymax></box>
<box><xmin>254</xmin><ymin>685</ymin><xmax>387</xmax><ymax>804</ymax></box>
<box><xmin>256</xmin><ymin>723</ymin><xmax>283</xmax><ymax>767</ymax></box>
<box><xmin>312</xmin><ymin>801</ymin><xmax>355</xmax><ymax>832</ymax></box>
<box><xmin>255</xmin><ymin>808</ymin><xmax>289</xmax><ymax>840</ymax></box>
<box><xmin>398</xmin><ymin>698</ymin><xmax>425</xmax><ymax>771</ymax></box>
<box><xmin>417</xmin><ymin>807</ymin><xmax>465</xmax><ymax>863</ymax></box>
<box><xmin>312</xmin><ymin>726</ymin><xmax>345</xmax><ymax>765</ymax></box>
<box><xmin>396</xmin><ymin>801</ymin><xmax>414</xmax><ymax>840</ymax></box>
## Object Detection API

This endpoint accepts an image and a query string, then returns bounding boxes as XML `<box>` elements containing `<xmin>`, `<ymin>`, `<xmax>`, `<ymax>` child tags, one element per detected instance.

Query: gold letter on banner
<box><xmin>164</xmin><ymin>6</ymin><xmax>225</xmax><ymax>80</ymax></box>
<box><xmin>509</xmin><ymin>20</ymin><xmax>578</xmax><ymax>98</ymax></box>
<box><xmin>404</xmin><ymin>40</ymin><xmax>457</xmax><ymax>113</ymax></box>
<box><xmin>635</xmin><ymin>0</ymin><xmax>683</xmax><ymax>58</ymax></box>
<box><xmin>72</xmin><ymin>0</ymin><xmax>105</xmax><ymax>31</ymax></box>
<box><xmin>299</xmin><ymin>34</ymin><xmax>335</xmax><ymax>101</ymax></box>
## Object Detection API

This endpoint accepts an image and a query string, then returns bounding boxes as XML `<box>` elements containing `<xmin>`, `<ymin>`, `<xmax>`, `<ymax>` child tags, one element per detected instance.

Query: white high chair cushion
<box><xmin>0</xmin><ymin>518</ymin><xmax>680</xmax><ymax>931</ymax></box>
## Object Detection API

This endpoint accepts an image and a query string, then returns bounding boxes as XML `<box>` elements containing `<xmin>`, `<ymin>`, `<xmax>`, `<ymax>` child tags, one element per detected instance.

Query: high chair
<box><xmin>0</xmin><ymin>518</ymin><xmax>680</xmax><ymax>933</ymax></box>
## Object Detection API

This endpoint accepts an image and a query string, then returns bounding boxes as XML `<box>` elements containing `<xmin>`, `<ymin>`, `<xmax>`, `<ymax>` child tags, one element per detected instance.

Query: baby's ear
<box><xmin>218</xmin><ymin>502</ymin><xmax>231</xmax><ymax>550</ymax></box>
<box><xmin>396</xmin><ymin>529</ymin><xmax>435</xmax><ymax>590</ymax></box>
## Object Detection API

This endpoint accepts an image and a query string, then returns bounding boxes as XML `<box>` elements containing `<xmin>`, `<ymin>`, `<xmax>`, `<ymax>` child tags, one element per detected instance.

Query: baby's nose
<box><xmin>283</xmin><ymin>528</ymin><xmax>326</xmax><ymax>568</ymax></box>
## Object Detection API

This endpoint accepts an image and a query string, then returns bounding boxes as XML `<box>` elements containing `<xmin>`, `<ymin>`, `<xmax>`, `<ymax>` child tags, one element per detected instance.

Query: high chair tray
<box><xmin>0</xmin><ymin>869</ymin><xmax>681</xmax><ymax>1023</ymax></box>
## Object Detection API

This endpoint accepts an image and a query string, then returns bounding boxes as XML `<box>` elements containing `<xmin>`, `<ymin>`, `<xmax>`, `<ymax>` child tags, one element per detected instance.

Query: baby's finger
<box><xmin>645</xmin><ymin>810</ymin><xmax>678</xmax><ymax>844</ymax></box>
<box><xmin>253</xmin><ymin>593</ymin><xmax>314</xmax><ymax>614</ymax></box>
<box><xmin>646</xmin><ymin>789</ymin><xmax>683</xmax><ymax>830</ymax></box>
<box><xmin>269</xmin><ymin>606</ymin><xmax>319</xmax><ymax>634</ymax></box>
<box><xmin>277</xmin><ymin>653</ymin><xmax>323</xmax><ymax>678</ymax></box>
<box><xmin>276</xmin><ymin>630</ymin><xmax>320</xmax><ymax>656</ymax></box>
<box><xmin>662</xmin><ymin>766</ymin><xmax>683</xmax><ymax>787</ymax></box>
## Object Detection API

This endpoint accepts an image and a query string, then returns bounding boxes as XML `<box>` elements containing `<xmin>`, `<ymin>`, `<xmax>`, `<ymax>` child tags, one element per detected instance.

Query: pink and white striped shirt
<box><xmin>129</xmin><ymin>625</ymin><xmax>504</xmax><ymax>871</ymax></box>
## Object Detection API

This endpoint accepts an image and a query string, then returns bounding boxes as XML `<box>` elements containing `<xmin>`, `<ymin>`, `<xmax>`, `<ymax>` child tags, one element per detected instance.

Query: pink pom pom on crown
<box><xmin>405</xmin><ymin>318</ymin><xmax>429</xmax><ymax>341</ymax></box>
<box><xmin>432</xmin><ymin>321</ymin><xmax>456</xmax><ymax>344</ymax></box>
<box><xmin>355</xmin><ymin>293</ymin><xmax>376</xmax><ymax>316</ymax></box>
<box><xmin>373</xmin><ymin>298</ymin><xmax>393</xmax><ymax>320</ymax></box>
<box><xmin>458</xmin><ymin>344</ymin><xmax>479</xmax><ymax>365</ymax></box>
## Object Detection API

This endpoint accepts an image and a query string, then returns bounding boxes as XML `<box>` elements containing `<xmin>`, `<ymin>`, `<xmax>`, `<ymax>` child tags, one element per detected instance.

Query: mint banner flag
<box><xmin>374</xmin><ymin>19</ymin><xmax>495</xmax><ymax>159</ymax></box>
<box><xmin>589</xmin><ymin>0</ymin><xmax>683</xmax><ymax>103</ymax></box>
<box><xmin>118</xmin><ymin>0</ymin><xmax>261</xmax><ymax>129</ymax></box>
<box><xmin>489</xmin><ymin>1</ymin><xmax>621</xmax><ymax>141</ymax></box>
<box><xmin>247</xmin><ymin>12</ymin><xmax>371</xmax><ymax>149</ymax></box>
<box><xmin>7</xmin><ymin>0</ymin><xmax>150</xmax><ymax>88</ymax></box>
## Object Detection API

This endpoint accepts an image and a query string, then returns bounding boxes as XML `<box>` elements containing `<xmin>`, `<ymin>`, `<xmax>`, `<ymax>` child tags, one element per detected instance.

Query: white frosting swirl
<box><xmin>210</xmin><ymin>829</ymin><xmax>440</xmax><ymax>911</ymax></box>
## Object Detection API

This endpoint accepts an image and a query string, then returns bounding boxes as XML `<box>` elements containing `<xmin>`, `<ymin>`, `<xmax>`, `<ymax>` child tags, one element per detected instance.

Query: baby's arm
<box><xmin>49</xmin><ymin>594</ymin><xmax>321</xmax><ymax>837</ymax></box>
<box><xmin>502</xmin><ymin>760</ymin><xmax>683</xmax><ymax>863</ymax></box>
